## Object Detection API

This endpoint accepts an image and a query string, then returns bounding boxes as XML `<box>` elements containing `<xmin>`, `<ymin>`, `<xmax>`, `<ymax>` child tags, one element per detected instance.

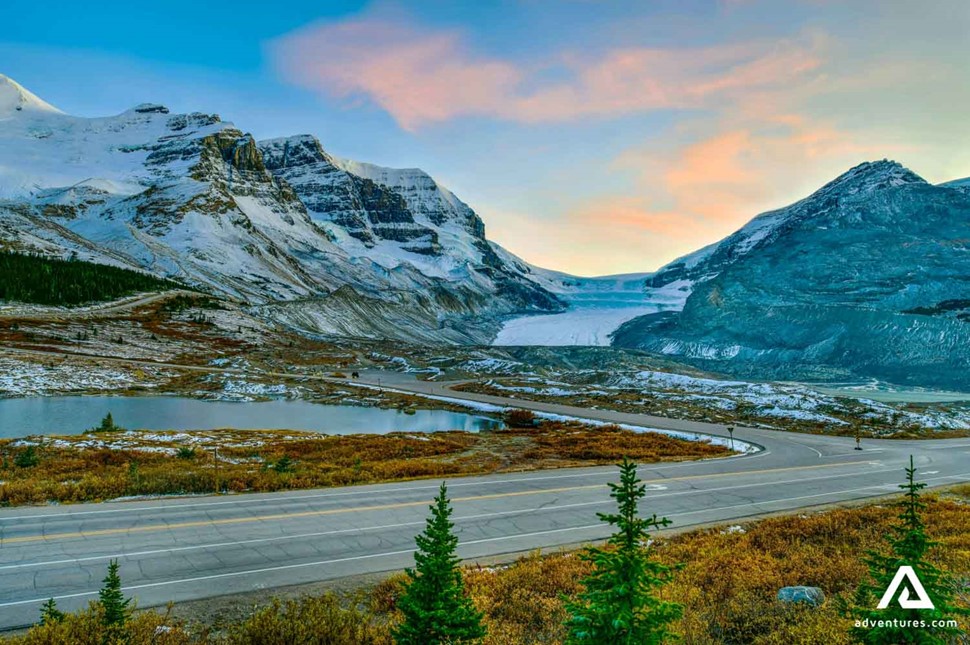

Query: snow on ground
<box><xmin>0</xmin><ymin>356</ymin><xmax>153</xmax><ymax>396</ymax></box>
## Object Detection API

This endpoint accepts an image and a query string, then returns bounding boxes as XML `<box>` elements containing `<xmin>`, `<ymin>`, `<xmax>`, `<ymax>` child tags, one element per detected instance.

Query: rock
<box><xmin>0</xmin><ymin>77</ymin><xmax>565</xmax><ymax>344</ymax></box>
<box><xmin>776</xmin><ymin>586</ymin><xmax>825</xmax><ymax>606</ymax></box>
<box><xmin>614</xmin><ymin>160</ymin><xmax>970</xmax><ymax>391</ymax></box>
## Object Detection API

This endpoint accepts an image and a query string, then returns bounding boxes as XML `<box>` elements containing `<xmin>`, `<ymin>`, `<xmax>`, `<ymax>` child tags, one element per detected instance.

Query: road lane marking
<box><xmin>5</xmin><ymin>472</ymin><xmax>967</xmax><ymax>612</ymax></box>
<box><xmin>670</xmin><ymin>472</ymin><xmax>970</xmax><ymax>519</ymax></box>
<box><xmin>0</xmin><ymin>523</ymin><xmax>607</xmax><ymax>609</ymax></box>
<box><xmin>0</xmin><ymin>484</ymin><xmax>605</xmax><ymax>545</ymax></box>
<box><xmin>0</xmin><ymin>503</ymin><xmax>606</xmax><ymax>571</ymax></box>
<box><xmin>0</xmin><ymin>455</ymin><xmax>768</xmax><ymax>523</ymax></box>
<box><xmin>0</xmin><ymin>461</ymin><xmax>884</xmax><ymax>545</ymax></box>
<box><xmin>2</xmin><ymin>463</ymin><xmax>902</xmax><ymax>564</ymax></box>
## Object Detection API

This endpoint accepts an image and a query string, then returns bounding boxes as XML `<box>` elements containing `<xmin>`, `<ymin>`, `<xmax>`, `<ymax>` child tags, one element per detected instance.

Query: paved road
<box><xmin>1</xmin><ymin>371</ymin><xmax>969</xmax><ymax>630</ymax></box>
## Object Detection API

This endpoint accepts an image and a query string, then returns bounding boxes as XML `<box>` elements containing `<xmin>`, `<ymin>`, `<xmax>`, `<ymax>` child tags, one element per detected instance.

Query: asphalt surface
<box><xmin>1</xmin><ymin>370</ymin><xmax>969</xmax><ymax>630</ymax></box>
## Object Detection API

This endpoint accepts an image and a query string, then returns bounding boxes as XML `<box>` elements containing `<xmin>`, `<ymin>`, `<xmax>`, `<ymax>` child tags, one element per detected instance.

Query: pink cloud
<box><xmin>272</xmin><ymin>17</ymin><xmax>824</xmax><ymax>129</ymax></box>
<box><xmin>608</xmin><ymin>113</ymin><xmax>896</xmax><ymax>251</ymax></box>
<box><xmin>274</xmin><ymin>20</ymin><xmax>521</xmax><ymax>130</ymax></box>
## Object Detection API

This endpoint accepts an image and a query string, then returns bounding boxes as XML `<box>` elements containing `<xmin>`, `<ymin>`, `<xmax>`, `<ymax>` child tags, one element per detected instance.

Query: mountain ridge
<box><xmin>615</xmin><ymin>159</ymin><xmax>970</xmax><ymax>389</ymax></box>
<box><xmin>0</xmin><ymin>75</ymin><xmax>563</xmax><ymax>343</ymax></box>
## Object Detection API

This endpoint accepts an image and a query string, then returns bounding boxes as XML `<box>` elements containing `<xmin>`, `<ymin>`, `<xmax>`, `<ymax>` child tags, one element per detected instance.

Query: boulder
<box><xmin>776</xmin><ymin>586</ymin><xmax>825</xmax><ymax>606</ymax></box>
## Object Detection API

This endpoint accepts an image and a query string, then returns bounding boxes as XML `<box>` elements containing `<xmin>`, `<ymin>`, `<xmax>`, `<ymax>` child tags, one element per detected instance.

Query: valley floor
<box><xmin>2</xmin><ymin>290</ymin><xmax>970</xmax><ymax>440</ymax></box>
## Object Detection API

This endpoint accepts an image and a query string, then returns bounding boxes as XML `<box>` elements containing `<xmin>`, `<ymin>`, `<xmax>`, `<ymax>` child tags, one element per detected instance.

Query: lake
<box><xmin>0</xmin><ymin>396</ymin><xmax>503</xmax><ymax>439</ymax></box>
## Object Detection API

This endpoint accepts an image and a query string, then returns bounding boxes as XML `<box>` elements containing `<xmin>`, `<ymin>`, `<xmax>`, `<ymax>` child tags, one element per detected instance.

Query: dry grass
<box><xmin>9</xmin><ymin>488</ymin><xmax>968</xmax><ymax>644</ymax></box>
<box><xmin>0</xmin><ymin>421</ymin><xmax>728</xmax><ymax>506</ymax></box>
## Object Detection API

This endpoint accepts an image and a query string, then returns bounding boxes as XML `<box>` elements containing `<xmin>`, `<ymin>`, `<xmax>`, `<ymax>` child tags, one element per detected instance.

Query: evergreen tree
<box><xmin>565</xmin><ymin>458</ymin><xmax>683</xmax><ymax>644</ymax></box>
<box><xmin>14</xmin><ymin>445</ymin><xmax>39</xmax><ymax>468</ymax></box>
<box><xmin>0</xmin><ymin>250</ymin><xmax>179</xmax><ymax>306</ymax></box>
<box><xmin>98</xmin><ymin>560</ymin><xmax>132</xmax><ymax>638</ymax></box>
<box><xmin>843</xmin><ymin>456</ymin><xmax>968</xmax><ymax>643</ymax></box>
<box><xmin>91</xmin><ymin>413</ymin><xmax>123</xmax><ymax>434</ymax></box>
<box><xmin>393</xmin><ymin>482</ymin><xmax>486</xmax><ymax>645</ymax></box>
<box><xmin>39</xmin><ymin>598</ymin><xmax>64</xmax><ymax>625</ymax></box>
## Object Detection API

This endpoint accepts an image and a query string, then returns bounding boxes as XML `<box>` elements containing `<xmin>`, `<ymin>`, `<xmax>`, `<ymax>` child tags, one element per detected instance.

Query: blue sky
<box><xmin>4</xmin><ymin>1</ymin><xmax>969</xmax><ymax>275</ymax></box>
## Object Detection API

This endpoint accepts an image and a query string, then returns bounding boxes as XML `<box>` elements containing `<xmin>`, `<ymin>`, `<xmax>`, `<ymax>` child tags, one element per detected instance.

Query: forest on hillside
<box><xmin>0</xmin><ymin>251</ymin><xmax>180</xmax><ymax>306</ymax></box>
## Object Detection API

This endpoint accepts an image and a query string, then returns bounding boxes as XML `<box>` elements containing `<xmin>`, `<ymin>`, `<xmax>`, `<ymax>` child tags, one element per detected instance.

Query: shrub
<box><xmin>504</xmin><ymin>409</ymin><xmax>537</xmax><ymax>428</ymax></box>
<box><xmin>10</xmin><ymin>605</ymin><xmax>193</xmax><ymax>645</ymax></box>
<box><xmin>227</xmin><ymin>594</ymin><xmax>390</xmax><ymax>644</ymax></box>
<box><xmin>14</xmin><ymin>445</ymin><xmax>39</xmax><ymax>468</ymax></box>
<box><xmin>273</xmin><ymin>455</ymin><xmax>294</xmax><ymax>474</ymax></box>
<box><xmin>176</xmin><ymin>447</ymin><xmax>197</xmax><ymax>460</ymax></box>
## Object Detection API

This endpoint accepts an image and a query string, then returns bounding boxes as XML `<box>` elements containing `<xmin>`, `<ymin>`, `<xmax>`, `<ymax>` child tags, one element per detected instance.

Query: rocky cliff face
<box><xmin>0</xmin><ymin>75</ymin><xmax>562</xmax><ymax>342</ymax></box>
<box><xmin>614</xmin><ymin>161</ymin><xmax>970</xmax><ymax>390</ymax></box>
<box><xmin>257</xmin><ymin>135</ymin><xmax>562</xmax><ymax>314</ymax></box>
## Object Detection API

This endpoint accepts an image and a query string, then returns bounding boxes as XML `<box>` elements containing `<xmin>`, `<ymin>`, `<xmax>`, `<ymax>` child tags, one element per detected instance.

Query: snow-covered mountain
<box><xmin>0</xmin><ymin>74</ymin><xmax>562</xmax><ymax>342</ymax></box>
<box><xmin>644</xmin><ymin>160</ymin><xmax>927</xmax><ymax>293</ymax></box>
<box><xmin>614</xmin><ymin>160</ymin><xmax>970</xmax><ymax>390</ymax></box>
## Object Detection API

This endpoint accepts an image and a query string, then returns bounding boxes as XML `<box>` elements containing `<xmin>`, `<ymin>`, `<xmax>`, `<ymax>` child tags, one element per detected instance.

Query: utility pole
<box><xmin>213</xmin><ymin>446</ymin><xmax>220</xmax><ymax>494</ymax></box>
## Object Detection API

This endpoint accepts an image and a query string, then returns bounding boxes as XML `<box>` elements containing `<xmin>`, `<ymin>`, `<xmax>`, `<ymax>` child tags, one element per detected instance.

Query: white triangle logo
<box><xmin>876</xmin><ymin>566</ymin><xmax>935</xmax><ymax>610</ymax></box>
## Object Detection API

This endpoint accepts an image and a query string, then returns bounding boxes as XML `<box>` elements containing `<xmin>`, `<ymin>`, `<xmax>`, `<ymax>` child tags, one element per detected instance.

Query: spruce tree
<box><xmin>39</xmin><ymin>598</ymin><xmax>64</xmax><ymax>625</ymax></box>
<box><xmin>95</xmin><ymin>413</ymin><xmax>117</xmax><ymax>433</ymax></box>
<box><xmin>844</xmin><ymin>456</ymin><xmax>967</xmax><ymax>643</ymax></box>
<box><xmin>565</xmin><ymin>458</ymin><xmax>683</xmax><ymax>644</ymax></box>
<box><xmin>98</xmin><ymin>559</ymin><xmax>132</xmax><ymax>638</ymax></box>
<box><xmin>392</xmin><ymin>482</ymin><xmax>486</xmax><ymax>645</ymax></box>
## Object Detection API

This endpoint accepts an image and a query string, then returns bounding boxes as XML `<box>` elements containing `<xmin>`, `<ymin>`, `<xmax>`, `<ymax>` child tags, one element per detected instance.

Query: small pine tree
<box><xmin>14</xmin><ymin>445</ymin><xmax>39</xmax><ymax>468</ymax></box>
<box><xmin>274</xmin><ymin>455</ymin><xmax>294</xmax><ymax>473</ymax></box>
<box><xmin>98</xmin><ymin>560</ymin><xmax>132</xmax><ymax>636</ymax></box>
<box><xmin>564</xmin><ymin>458</ymin><xmax>683</xmax><ymax>644</ymax></box>
<box><xmin>843</xmin><ymin>456</ymin><xmax>968</xmax><ymax>643</ymax></box>
<box><xmin>102</xmin><ymin>413</ymin><xmax>115</xmax><ymax>431</ymax></box>
<box><xmin>393</xmin><ymin>482</ymin><xmax>486</xmax><ymax>645</ymax></box>
<box><xmin>39</xmin><ymin>598</ymin><xmax>64</xmax><ymax>625</ymax></box>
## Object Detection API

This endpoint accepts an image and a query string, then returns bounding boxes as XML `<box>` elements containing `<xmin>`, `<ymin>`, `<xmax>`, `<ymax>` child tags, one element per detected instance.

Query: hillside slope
<box><xmin>0</xmin><ymin>74</ymin><xmax>562</xmax><ymax>342</ymax></box>
<box><xmin>614</xmin><ymin>161</ymin><xmax>970</xmax><ymax>389</ymax></box>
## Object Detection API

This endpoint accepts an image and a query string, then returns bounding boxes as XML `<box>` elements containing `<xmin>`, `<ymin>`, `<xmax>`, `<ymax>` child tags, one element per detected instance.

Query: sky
<box><xmin>4</xmin><ymin>0</ymin><xmax>969</xmax><ymax>276</ymax></box>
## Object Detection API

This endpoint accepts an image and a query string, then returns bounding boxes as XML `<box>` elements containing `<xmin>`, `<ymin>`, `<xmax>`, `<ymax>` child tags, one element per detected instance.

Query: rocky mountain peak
<box><xmin>261</xmin><ymin>135</ymin><xmax>335</xmax><ymax>170</ymax></box>
<box><xmin>812</xmin><ymin>160</ymin><xmax>925</xmax><ymax>199</ymax></box>
<box><xmin>0</xmin><ymin>74</ymin><xmax>64</xmax><ymax>118</ymax></box>
<box><xmin>129</xmin><ymin>103</ymin><xmax>170</xmax><ymax>115</ymax></box>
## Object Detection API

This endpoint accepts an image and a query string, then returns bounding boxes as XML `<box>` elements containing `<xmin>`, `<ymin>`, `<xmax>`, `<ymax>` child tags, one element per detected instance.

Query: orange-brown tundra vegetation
<box><xmin>0</xmin><ymin>421</ymin><xmax>729</xmax><ymax>507</ymax></box>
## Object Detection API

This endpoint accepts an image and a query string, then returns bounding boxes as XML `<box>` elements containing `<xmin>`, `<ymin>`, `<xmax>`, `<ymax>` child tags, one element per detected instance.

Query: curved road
<box><xmin>1</xmin><ymin>369</ymin><xmax>969</xmax><ymax>630</ymax></box>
